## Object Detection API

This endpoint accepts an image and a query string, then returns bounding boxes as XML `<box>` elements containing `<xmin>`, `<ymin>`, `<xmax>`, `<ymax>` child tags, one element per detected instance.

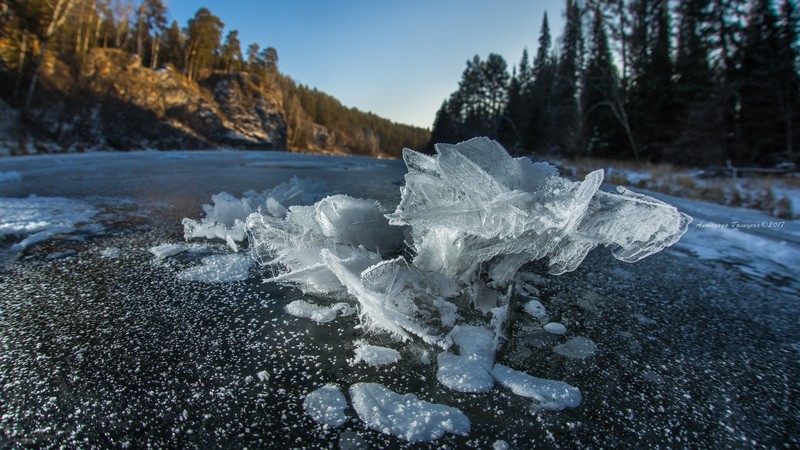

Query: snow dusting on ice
<box><xmin>543</xmin><ymin>322</ymin><xmax>567</xmax><ymax>335</ymax></box>
<box><xmin>285</xmin><ymin>299</ymin><xmax>354</xmax><ymax>323</ymax></box>
<box><xmin>149</xmin><ymin>243</ymin><xmax>189</xmax><ymax>260</ymax></box>
<box><xmin>349</xmin><ymin>382</ymin><xmax>470</xmax><ymax>442</ymax></box>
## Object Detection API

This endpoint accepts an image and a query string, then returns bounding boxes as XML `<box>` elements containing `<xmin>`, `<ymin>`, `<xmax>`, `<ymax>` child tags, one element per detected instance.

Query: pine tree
<box><xmin>738</xmin><ymin>0</ymin><xmax>785</xmax><ymax>164</ymax></box>
<box><xmin>429</xmin><ymin>99</ymin><xmax>459</xmax><ymax>150</ymax></box>
<box><xmin>778</xmin><ymin>0</ymin><xmax>799</xmax><ymax>161</ymax></box>
<box><xmin>523</xmin><ymin>12</ymin><xmax>557</xmax><ymax>153</ymax></box>
<box><xmin>183</xmin><ymin>7</ymin><xmax>223</xmax><ymax>81</ymax></box>
<box><xmin>627</xmin><ymin>0</ymin><xmax>675</xmax><ymax>161</ymax></box>
<box><xmin>499</xmin><ymin>49</ymin><xmax>530</xmax><ymax>150</ymax></box>
<box><xmin>584</xmin><ymin>6</ymin><xmax>627</xmax><ymax>158</ymax></box>
<box><xmin>220</xmin><ymin>30</ymin><xmax>242</xmax><ymax>73</ymax></box>
<box><xmin>670</xmin><ymin>0</ymin><xmax>726</xmax><ymax>165</ymax></box>
<box><xmin>161</xmin><ymin>20</ymin><xmax>183</xmax><ymax>69</ymax></box>
<box><xmin>552</xmin><ymin>0</ymin><xmax>584</xmax><ymax>156</ymax></box>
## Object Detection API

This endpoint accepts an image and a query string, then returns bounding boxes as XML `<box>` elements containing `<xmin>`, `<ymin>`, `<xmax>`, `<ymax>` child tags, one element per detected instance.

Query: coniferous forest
<box><xmin>430</xmin><ymin>0</ymin><xmax>799</xmax><ymax>168</ymax></box>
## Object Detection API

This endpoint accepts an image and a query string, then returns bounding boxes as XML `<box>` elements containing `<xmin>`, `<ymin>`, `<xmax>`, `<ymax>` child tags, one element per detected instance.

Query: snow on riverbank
<box><xmin>0</xmin><ymin>195</ymin><xmax>99</xmax><ymax>253</ymax></box>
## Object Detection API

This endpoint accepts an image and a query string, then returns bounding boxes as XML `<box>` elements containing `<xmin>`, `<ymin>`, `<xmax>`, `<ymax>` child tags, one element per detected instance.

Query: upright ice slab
<box><xmin>387</xmin><ymin>137</ymin><xmax>691</xmax><ymax>283</ymax></box>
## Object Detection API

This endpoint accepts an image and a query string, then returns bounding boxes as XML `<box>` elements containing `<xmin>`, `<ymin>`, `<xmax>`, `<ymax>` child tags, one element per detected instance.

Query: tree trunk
<box><xmin>24</xmin><ymin>0</ymin><xmax>75</xmax><ymax>111</ymax></box>
<box><xmin>12</xmin><ymin>32</ymin><xmax>29</xmax><ymax>100</ymax></box>
<box><xmin>25</xmin><ymin>40</ymin><xmax>50</xmax><ymax>110</ymax></box>
<box><xmin>150</xmin><ymin>33</ymin><xmax>160</xmax><ymax>69</ymax></box>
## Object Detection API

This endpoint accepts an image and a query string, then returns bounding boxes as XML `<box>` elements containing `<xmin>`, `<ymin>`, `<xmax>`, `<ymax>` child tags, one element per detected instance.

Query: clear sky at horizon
<box><xmin>165</xmin><ymin>1</ymin><xmax>565</xmax><ymax>129</ymax></box>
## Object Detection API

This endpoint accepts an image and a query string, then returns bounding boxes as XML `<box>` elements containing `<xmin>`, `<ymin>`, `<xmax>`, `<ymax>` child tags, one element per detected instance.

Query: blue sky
<box><xmin>165</xmin><ymin>1</ymin><xmax>565</xmax><ymax>129</ymax></box>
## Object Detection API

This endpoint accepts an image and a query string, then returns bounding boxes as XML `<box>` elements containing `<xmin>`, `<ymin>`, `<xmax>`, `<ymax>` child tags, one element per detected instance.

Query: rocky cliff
<box><xmin>2</xmin><ymin>49</ymin><xmax>406</xmax><ymax>156</ymax></box>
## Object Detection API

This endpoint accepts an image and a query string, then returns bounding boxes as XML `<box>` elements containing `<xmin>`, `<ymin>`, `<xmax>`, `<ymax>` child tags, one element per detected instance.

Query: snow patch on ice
<box><xmin>349</xmin><ymin>341</ymin><xmax>401</xmax><ymax>367</ymax></box>
<box><xmin>150</xmin><ymin>243</ymin><xmax>188</xmax><ymax>260</ymax></box>
<box><xmin>303</xmin><ymin>384</ymin><xmax>349</xmax><ymax>427</ymax></box>
<box><xmin>491</xmin><ymin>364</ymin><xmax>581</xmax><ymax>411</ymax></box>
<box><xmin>436</xmin><ymin>325</ymin><xmax>495</xmax><ymax>393</ymax></box>
<box><xmin>0</xmin><ymin>171</ymin><xmax>21</xmax><ymax>183</ymax></box>
<box><xmin>349</xmin><ymin>382</ymin><xmax>470</xmax><ymax>442</ymax></box>
<box><xmin>176</xmin><ymin>254</ymin><xmax>253</xmax><ymax>283</ymax></box>
<box><xmin>543</xmin><ymin>322</ymin><xmax>567</xmax><ymax>335</ymax></box>
<box><xmin>100</xmin><ymin>247</ymin><xmax>121</xmax><ymax>258</ymax></box>
<box><xmin>285</xmin><ymin>300</ymin><xmax>355</xmax><ymax>323</ymax></box>
<box><xmin>523</xmin><ymin>300</ymin><xmax>547</xmax><ymax>319</ymax></box>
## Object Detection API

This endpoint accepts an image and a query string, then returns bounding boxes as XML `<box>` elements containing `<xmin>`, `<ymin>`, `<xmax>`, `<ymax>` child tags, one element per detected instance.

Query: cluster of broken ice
<box><xmin>245</xmin><ymin>138</ymin><xmax>689</xmax><ymax>347</ymax></box>
<box><xmin>181</xmin><ymin>138</ymin><xmax>690</xmax><ymax>437</ymax></box>
<box><xmin>182</xmin><ymin>177</ymin><xmax>326</xmax><ymax>251</ymax></box>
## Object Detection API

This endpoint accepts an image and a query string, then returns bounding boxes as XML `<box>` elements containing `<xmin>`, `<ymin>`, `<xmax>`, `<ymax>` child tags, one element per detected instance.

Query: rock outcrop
<box><xmin>7</xmin><ymin>49</ymin><xmax>289</xmax><ymax>153</ymax></box>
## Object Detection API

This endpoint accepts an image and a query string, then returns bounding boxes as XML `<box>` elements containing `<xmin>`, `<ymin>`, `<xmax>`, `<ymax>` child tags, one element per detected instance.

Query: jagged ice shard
<box><xmin>245</xmin><ymin>137</ymin><xmax>690</xmax><ymax>343</ymax></box>
<box><xmin>387</xmin><ymin>137</ymin><xmax>692</xmax><ymax>282</ymax></box>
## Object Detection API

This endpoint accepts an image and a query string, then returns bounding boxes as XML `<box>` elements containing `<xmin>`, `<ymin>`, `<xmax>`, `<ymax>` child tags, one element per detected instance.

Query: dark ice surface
<box><xmin>1</xmin><ymin>151</ymin><xmax>797</xmax><ymax>448</ymax></box>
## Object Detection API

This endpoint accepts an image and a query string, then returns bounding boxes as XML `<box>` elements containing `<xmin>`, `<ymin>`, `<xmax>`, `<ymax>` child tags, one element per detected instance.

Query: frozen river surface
<box><xmin>0</xmin><ymin>151</ymin><xmax>798</xmax><ymax>448</ymax></box>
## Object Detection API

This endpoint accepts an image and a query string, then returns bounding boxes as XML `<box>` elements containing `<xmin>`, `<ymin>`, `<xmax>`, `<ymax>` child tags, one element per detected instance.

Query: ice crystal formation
<box><xmin>244</xmin><ymin>137</ymin><xmax>690</xmax><ymax>345</ymax></box>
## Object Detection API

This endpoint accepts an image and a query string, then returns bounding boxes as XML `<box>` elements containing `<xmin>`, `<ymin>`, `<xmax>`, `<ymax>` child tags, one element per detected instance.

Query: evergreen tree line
<box><xmin>278</xmin><ymin>77</ymin><xmax>431</xmax><ymax>155</ymax></box>
<box><xmin>430</xmin><ymin>0</ymin><xmax>800</xmax><ymax>167</ymax></box>
<box><xmin>0</xmin><ymin>0</ymin><xmax>429</xmax><ymax>154</ymax></box>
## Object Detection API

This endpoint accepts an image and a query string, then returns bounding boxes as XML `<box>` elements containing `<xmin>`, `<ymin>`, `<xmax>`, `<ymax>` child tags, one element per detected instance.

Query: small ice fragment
<box><xmin>436</xmin><ymin>352</ymin><xmax>495</xmax><ymax>393</ymax></box>
<box><xmin>303</xmin><ymin>384</ymin><xmax>348</xmax><ymax>427</ymax></box>
<box><xmin>553</xmin><ymin>336</ymin><xmax>598</xmax><ymax>360</ymax></box>
<box><xmin>641</xmin><ymin>370</ymin><xmax>664</xmax><ymax>383</ymax></box>
<box><xmin>436</xmin><ymin>325</ymin><xmax>495</xmax><ymax>393</ymax></box>
<box><xmin>46</xmin><ymin>250</ymin><xmax>76</xmax><ymax>260</ymax></box>
<box><xmin>523</xmin><ymin>300</ymin><xmax>547</xmax><ymax>318</ymax></box>
<box><xmin>256</xmin><ymin>370</ymin><xmax>270</xmax><ymax>382</ymax></box>
<box><xmin>285</xmin><ymin>300</ymin><xmax>354</xmax><ymax>323</ymax></box>
<box><xmin>493</xmin><ymin>440</ymin><xmax>510</xmax><ymax>450</ymax></box>
<box><xmin>349</xmin><ymin>382</ymin><xmax>470</xmax><ymax>442</ymax></box>
<box><xmin>349</xmin><ymin>341</ymin><xmax>401</xmax><ymax>367</ymax></box>
<box><xmin>176</xmin><ymin>254</ymin><xmax>252</xmax><ymax>283</ymax></box>
<box><xmin>149</xmin><ymin>243</ymin><xmax>188</xmax><ymax>260</ymax></box>
<box><xmin>543</xmin><ymin>322</ymin><xmax>567</xmax><ymax>335</ymax></box>
<box><xmin>100</xmin><ymin>247</ymin><xmax>121</xmax><ymax>258</ymax></box>
<box><xmin>491</xmin><ymin>364</ymin><xmax>582</xmax><ymax>410</ymax></box>
<box><xmin>635</xmin><ymin>313</ymin><xmax>657</xmax><ymax>325</ymax></box>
